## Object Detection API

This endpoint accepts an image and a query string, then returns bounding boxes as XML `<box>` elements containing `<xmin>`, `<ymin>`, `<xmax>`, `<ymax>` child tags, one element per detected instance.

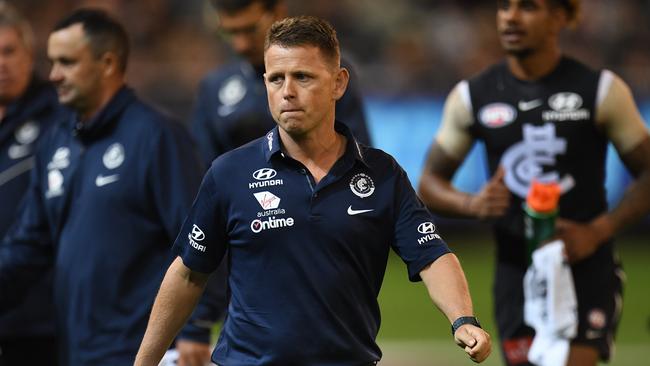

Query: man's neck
<box><xmin>506</xmin><ymin>45</ymin><xmax>562</xmax><ymax>81</ymax></box>
<box><xmin>280</xmin><ymin>123</ymin><xmax>346</xmax><ymax>184</ymax></box>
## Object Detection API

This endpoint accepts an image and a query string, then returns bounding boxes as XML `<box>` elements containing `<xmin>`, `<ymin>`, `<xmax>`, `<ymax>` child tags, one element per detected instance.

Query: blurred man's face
<box><xmin>264</xmin><ymin>44</ymin><xmax>347</xmax><ymax>138</ymax></box>
<box><xmin>496</xmin><ymin>0</ymin><xmax>564</xmax><ymax>57</ymax></box>
<box><xmin>48</xmin><ymin>23</ymin><xmax>104</xmax><ymax>115</ymax></box>
<box><xmin>218</xmin><ymin>2</ymin><xmax>277</xmax><ymax>66</ymax></box>
<box><xmin>0</xmin><ymin>26</ymin><xmax>33</xmax><ymax>105</ymax></box>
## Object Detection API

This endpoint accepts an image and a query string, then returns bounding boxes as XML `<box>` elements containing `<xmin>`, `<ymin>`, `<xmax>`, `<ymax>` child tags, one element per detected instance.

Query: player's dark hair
<box><xmin>549</xmin><ymin>0</ymin><xmax>580</xmax><ymax>27</ymax></box>
<box><xmin>210</xmin><ymin>0</ymin><xmax>279</xmax><ymax>13</ymax></box>
<box><xmin>53</xmin><ymin>8</ymin><xmax>129</xmax><ymax>72</ymax></box>
<box><xmin>265</xmin><ymin>16</ymin><xmax>340</xmax><ymax>67</ymax></box>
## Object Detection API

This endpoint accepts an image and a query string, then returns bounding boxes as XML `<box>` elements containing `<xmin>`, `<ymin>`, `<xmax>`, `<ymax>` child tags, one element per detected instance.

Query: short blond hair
<box><xmin>0</xmin><ymin>1</ymin><xmax>34</xmax><ymax>52</ymax></box>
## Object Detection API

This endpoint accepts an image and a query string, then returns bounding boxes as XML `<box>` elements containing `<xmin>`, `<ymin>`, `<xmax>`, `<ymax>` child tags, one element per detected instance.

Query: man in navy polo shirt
<box><xmin>0</xmin><ymin>9</ymin><xmax>226</xmax><ymax>365</ymax></box>
<box><xmin>0</xmin><ymin>3</ymin><xmax>68</xmax><ymax>365</ymax></box>
<box><xmin>135</xmin><ymin>16</ymin><xmax>491</xmax><ymax>365</ymax></box>
<box><xmin>191</xmin><ymin>0</ymin><xmax>370</xmax><ymax>167</ymax></box>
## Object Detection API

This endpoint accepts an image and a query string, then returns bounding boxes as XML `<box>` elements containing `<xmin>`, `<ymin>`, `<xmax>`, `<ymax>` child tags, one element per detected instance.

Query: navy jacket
<box><xmin>191</xmin><ymin>59</ymin><xmax>371</xmax><ymax>166</ymax></box>
<box><xmin>0</xmin><ymin>76</ymin><xmax>67</xmax><ymax>339</ymax></box>
<box><xmin>0</xmin><ymin>87</ymin><xmax>224</xmax><ymax>364</ymax></box>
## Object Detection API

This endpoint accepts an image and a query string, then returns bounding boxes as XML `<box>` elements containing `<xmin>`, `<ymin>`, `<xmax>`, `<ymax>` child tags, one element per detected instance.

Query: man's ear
<box><xmin>101</xmin><ymin>52</ymin><xmax>119</xmax><ymax>77</ymax></box>
<box><xmin>333</xmin><ymin>67</ymin><xmax>349</xmax><ymax>101</ymax></box>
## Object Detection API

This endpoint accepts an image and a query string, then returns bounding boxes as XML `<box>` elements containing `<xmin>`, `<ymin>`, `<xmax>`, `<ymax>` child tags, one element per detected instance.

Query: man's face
<box><xmin>47</xmin><ymin>23</ymin><xmax>104</xmax><ymax>113</ymax></box>
<box><xmin>0</xmin><ymin>27</ymin><xmax>33</xmax><ymax>104</ymax></box>
<box><xmin>497</xmin><ymin>0</ymin><xmax>564</xmax><ymax>57</ymax></box>
<box><xmin>218</xmin><ymin>2</ymin><xmax>277</xmax><ymax>66</ymax></box>
<box><xmin>264</xmin><ymin>44</ymin><xmax>347</xmax><ymax>138</ymax></box>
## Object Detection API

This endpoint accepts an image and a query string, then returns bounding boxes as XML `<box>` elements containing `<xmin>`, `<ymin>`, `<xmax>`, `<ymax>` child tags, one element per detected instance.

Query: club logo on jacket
<box><xmin>218</xmin><ymin>75</ymin><xmax>246</xmax><ymax>117</ymax></box>
<box><xmin>103</xmin><ymin>143</ymin><xmax>125</xmax><ymax>169</ymax></box>
<box><xmin>15</xmin><ymin>121</ymin><xmax>40</xmax><ymax>144</ymax></box>
<box><xmin>479</xmin><ymin>103</ymin><xmax>517</xmax><ymax>128</ymax></box>
<box><xmin>8</xmin><ymin>121</ymin><xmax>41</xmax><ymax>159</ymax></box>
<box><xmin>350</xmin><ymin>173</ymin><xmax>375</xmax><ymax>198</ymax></box>
<box><xmin>47</xmin><ymin>147</ymin><xmax>70</xmax><ymax>170</ymax></box>
<box><xmin>542</xmin><ymin>92</ymin><xmax>590</xmax><ymax>121</ymax></box>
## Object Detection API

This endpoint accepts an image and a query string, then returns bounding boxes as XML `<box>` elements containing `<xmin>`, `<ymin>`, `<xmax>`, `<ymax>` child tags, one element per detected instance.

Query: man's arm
<box><xmin>135</xmin><ymin>257</ymin><xmax>210</xmax><ymax>366</ymax></box>
<box><xmin>557</xmin><ymin>73</ymin><xmax>650</xmax><ymax>262</ymax></box>
<box><xmin>420</xmin><ymin>253</ymin><xmax>491</xmax><ymax>363</ymax></box>
<box><xmin>418</xmin><ymin>83</ymin><xmax>510</xmax><ymax>219</ymax></box>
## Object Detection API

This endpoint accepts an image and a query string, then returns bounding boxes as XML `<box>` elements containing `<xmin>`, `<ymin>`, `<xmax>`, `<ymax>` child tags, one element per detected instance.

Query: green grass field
<box><xmin>376</xmin><ymin>231</ymin><xmax>650</xmax><ymax>365</ymax></box>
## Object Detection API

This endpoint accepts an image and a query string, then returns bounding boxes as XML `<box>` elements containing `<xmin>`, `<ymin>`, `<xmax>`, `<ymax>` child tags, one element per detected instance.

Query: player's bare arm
<box><xmin>419</xmin><ymin>83</ymin><xmax>510</xmax><ymax>219</ymax></box>
<box><xmin>134</xmin><ymin>257</ymin><xmax>210</xmax><ymax>366</ymax></box>
<box><xmin>557</xmin><ymin>73</ymin><xmax>650</xmax><ymax>262</ymax></box>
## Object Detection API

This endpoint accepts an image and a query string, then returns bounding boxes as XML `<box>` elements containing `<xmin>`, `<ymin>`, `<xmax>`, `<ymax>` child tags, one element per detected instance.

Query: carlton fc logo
<box><xmin>350</xmin><ymin>173</ymin><xmax>375</xmax><ymax>198</ymax></box>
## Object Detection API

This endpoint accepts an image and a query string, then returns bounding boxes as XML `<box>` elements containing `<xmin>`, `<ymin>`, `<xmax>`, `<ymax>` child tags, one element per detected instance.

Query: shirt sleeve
<box><xmin>172</xmin><ymin>165</ymin><xmax>228</xmax><ymax>274</ymax></box>
<box><xmin>337</xmin><ymin>60</ymin><xmax>372</xmax><ymax>146</ymax></box>
<box><xmin>0</xmin><ymin>155</ymin><xmax>54</xmax><ymax>311</ymax></box>
<box><xmin>190</xmin><ymin>79</ymin><xmax>225</xmax><ymax>167</ymax></box>
<box><xmin>391</xmin><ymin>165</ymin><xmax>451</xmax><ymax>282</ymax></box>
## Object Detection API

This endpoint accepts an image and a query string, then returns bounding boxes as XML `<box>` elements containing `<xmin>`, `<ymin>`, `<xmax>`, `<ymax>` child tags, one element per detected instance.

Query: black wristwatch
<box><xmin>451</xmin><ymin>316</ymin><xmax>481</xmax><ymax>336</ymax></box>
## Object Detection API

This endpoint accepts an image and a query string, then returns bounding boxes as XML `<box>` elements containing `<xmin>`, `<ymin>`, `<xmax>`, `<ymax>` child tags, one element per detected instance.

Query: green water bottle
<box><xmin>524</xmin><ymin>181</ymin><xmax>561</xmax><ymax>265</ymax></box>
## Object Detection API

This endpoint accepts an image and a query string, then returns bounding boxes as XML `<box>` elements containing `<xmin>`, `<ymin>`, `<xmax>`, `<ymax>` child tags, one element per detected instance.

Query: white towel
<box><xmin>523</xmin><ymin>240</ymin><xmax>578</xmax><ymax>366</ymax></box>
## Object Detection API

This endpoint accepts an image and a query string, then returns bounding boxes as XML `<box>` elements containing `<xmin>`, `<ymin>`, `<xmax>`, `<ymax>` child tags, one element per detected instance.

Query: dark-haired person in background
<box><xmin>191</xmin><ymin>0</ymin><xmax>370</xmax><ymax>167</ymax></box>
<box><xmin>418</xmin><ymin>1</ymin><xmax>650</xmax><ymax>365</ymax></box>
<box><xmin>0</xmin><ymin>2</ymin><xmax>68</xmax><ymax>365</ymax></box>
<box><xmin>0</xmin><ymin>9</ymin><xmax>225</xmax><ymax>365</ymax></box>
<box><xmin>135</xmin><ymin>16</ymin><xmax>491</xmax><ymax>366</ymax></box>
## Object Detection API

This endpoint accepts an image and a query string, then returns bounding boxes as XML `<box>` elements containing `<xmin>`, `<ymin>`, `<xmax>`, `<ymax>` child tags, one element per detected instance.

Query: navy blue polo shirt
<box><xmin>174</xmin><ymin>122</ymin><xmax>450</xmax><ymax>365</ymax></box>
<box><xmin>190</xmin><ymin>59</ymin><xmax>371</xmax><ymax>166</ymax></box>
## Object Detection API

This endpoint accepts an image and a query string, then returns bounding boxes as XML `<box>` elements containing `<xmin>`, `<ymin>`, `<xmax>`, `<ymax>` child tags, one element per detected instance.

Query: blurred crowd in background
<box><xmin>13</xmin><ymin>0</ymin><xmax>650</xmax><ymax>121</ymax></box>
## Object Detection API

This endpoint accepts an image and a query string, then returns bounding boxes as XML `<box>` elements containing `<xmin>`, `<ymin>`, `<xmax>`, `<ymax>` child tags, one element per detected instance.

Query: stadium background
<box><xmin>12</xmin><ymin>1</ymin><xmax>649</xmax><ymax>364</ymax></box>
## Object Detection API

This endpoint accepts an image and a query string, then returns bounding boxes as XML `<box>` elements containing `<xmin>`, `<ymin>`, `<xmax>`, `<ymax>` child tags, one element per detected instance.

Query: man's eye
<box><xmin>269</xmin><ymin>76</ymin><xmax>283</xmax><ymax>84</ymax></box>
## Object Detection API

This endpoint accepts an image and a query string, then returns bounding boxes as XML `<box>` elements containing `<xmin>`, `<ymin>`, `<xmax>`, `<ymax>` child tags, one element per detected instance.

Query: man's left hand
<box><xmin>555</xmin><ymin>215</ymin><xmax>613</xmax><ymax>263</ymax></box>
<box><xmin>454</xmin><ymin>324</ymin><xmax>492</xmax><ymax>363</ymax></box>
<box><xmin>176</xmin><ymin>339</ymin><xmax>212</xmax><ymax>366</ymax></box>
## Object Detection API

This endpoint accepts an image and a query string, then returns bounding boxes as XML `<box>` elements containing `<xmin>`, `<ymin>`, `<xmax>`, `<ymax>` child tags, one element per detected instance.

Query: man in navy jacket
<box><xmin>0</xmin><ymin>9</ymin><xmax>225</xmax><ymax>365</ymax></box>
<box><xmin>0</xmin><ymin>3</ymin><xmax>67</xmax><ymax>365</ymax></box>
<box><xmin>192</xmin><ymin>0</ymin><xmax>371</xmax><ymax>167</ymax></box>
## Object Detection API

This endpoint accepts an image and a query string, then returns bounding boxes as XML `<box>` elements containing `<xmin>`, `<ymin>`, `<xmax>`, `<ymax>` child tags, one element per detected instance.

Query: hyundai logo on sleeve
<box><xmin>417</xmin><ymin>222</ymin><xmax>436</xmax><ymax>234</ymax></box>
<box><xmin>417</xmin><ymin>222</ymin><xmax>441</xmax><ymax>245</ymax></box>
<box><xmin>188</xmin><ymin>224</ymin><xmax>207</xmax><ymax>252</ymax></box>
<box><xmin>191</xmin><ymin>224</ymin><xmax>205</xmax><ymax>241</ymax></box>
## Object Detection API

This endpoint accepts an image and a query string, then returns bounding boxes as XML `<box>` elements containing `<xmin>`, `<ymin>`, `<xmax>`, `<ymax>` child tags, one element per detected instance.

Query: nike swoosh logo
<box><xmin>347</xmin><ymin>205</ymin><xmax>374</xmax><ymax>215</ymax></box>
<box><xmin>95</xmin><ymin>174</ymin><xmax>119</xmax><ymax>187</ymax></box>
<box><xmin>518</xmin><ymin>99</ymin><xmax>543</xmax><ymax>111</ymax></box>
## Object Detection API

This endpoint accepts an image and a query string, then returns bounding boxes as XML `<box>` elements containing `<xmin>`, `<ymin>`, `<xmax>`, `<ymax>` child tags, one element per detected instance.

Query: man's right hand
<box><xmin>466</xmin><ymin>167</ymin><xmax>510</xmax><ymax>219</ymax></box>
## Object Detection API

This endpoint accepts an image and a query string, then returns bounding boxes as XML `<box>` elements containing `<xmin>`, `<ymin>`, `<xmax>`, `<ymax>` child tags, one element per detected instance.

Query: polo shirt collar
<box><xmin>263</xmin><ymin>121</ymin><xmax>369</xmax><ymax>168</ymax></box>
